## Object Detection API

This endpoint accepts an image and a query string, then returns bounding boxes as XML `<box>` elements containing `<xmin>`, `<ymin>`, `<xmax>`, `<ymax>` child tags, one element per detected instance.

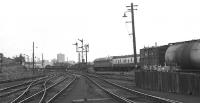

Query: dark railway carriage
<box><xmin>93</xmin><ymin>57</ymin><xmax>113</xmax><ymax>71</ymax></box>
<box><xmin>93</xmin><ymin>55</ymin><xmax>139</xmax><ymax>71</ymax></box>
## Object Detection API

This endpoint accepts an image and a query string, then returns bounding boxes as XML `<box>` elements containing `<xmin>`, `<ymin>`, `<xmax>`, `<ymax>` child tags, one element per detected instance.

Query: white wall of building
<box><xmin>57</xmin><ymin>53</ymin><xmax>65</xmax><ymax>63</ymax></box>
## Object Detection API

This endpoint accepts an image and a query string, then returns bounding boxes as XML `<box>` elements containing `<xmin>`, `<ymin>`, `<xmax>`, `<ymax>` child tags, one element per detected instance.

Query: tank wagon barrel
<box><xmin>165</xmin><ymin>40</ymin><xmax>200</xmax><ymax>69</ymax></box>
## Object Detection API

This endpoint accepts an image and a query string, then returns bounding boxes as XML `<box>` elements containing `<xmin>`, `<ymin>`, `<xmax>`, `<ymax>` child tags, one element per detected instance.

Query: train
<box><xmin>94</xmin><ymin>39</ymin><xmax>200</xmax><ymax>71</ymax></box>
<box><xmin>93</xmin><ymin>55</ymin><xmax>140</xmax><ymax>71</ymax></box>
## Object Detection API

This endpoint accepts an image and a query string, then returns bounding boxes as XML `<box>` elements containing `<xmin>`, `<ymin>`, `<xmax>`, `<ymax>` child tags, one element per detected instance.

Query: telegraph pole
<box><xmin>85</xmin><ymin>44</ymin><xmax>89</xmax><ymax>65</ymax></box>
<box><xmin>27</xmin><ymin>55</ymin><xmax>30</xmax><ymax>69</ymax></box>
<box><xmin>123</xmin><ymin>3</ymin><xmax>138</xmax><ymax>65</ymax></box>
<box><xmin>0</xmin><ymin>53</ymin><xmax>3</xmax><ymax>73</ymax></box>
<box><xmin>32</xmin><ymin>42</ymin><xmax>35</xmax><ymax>69</ymax></box>
<box><xmin>85</xmin><ymin>46</ymin><xmax>87</xmax><ymax>64</ymax></box>
<box><xmin>42</xmin><ymin>53</ymin><xmax>44</xmax><ymax>68</ymax></box>
<box><xmin>131</xmin><ymin>3</ymin><xmax>137</xmax><ymax>65</ymax></box>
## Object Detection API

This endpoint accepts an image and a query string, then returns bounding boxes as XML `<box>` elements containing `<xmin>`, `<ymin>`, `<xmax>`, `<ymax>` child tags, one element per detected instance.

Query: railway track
<box><xmin>8</xmin><ymin>73</ymin><xmax>77</xmax><ymax>103</ymax></box>
<box><xmin>0</xmin><ymin>71</ymin><xmax>61</xmax><ymax>90</ymax></box>
<box><xmin>0</xmin><ymin>73</ymin><xmax>64</xmax><ymax>103</ymax></box>
<box><xmin>0</xmin><ymin>71</ymin><xmax>64</xmax><ymax>94</ymax></box>
<box><xmin>0</xmin><ymin>75</ymin><xmax>51</xmax><ymax>98</ymax></box>
<box><xmin>10</xmin><ymin>75</ymin><xmax>57</xmax><ymax>103</ymax></box>
<box><xmin>95</xmin><ymin>73</ymin><xmax>134</xmax><ymax>81</ymax></box>
<box><xmin>0</xmin><ymin>75</ymin><xmax>47</xmax><ymax>91</ymax></box>
<box><xmin>40</xmin><ymin>75</ymin><xmax>76</xmax><ymax>103</ymax></box>
<box><xmin>0</xmin><ymin>75</ymin><xmax>45</xmax><ymax>84</ymax></box>
<box><xmin>86</xmin><ymin>74</ymin><xmax>182</xmax><ymax>103</ymax></box>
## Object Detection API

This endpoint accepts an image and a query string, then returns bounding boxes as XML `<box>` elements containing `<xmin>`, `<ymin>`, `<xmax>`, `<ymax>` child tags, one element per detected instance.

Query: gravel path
<box><xmin>54</xmin><ymin>75</ymin><xmax>118</xmax><ymax>103</ymax></box>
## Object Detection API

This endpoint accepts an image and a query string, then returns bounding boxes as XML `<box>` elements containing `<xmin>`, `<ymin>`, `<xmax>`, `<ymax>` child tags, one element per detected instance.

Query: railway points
<box><xmin>0</xmin><ymin>76</ymin><xmax>49</xmax><ymax>97</ymax></box>
<box><xmin>0</xmin><ymin>71</ymin><xmax>71</xmax><ymax>102</ymax></box>
<box><xmin>16</xmin><ymin>74</ymin><xmax>71</xmax><ymax>103</ymax></box>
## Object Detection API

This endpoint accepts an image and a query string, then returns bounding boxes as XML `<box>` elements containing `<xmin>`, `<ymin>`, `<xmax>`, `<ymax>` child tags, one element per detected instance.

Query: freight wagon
<box><xmin>140</xmin><ymin>39</ymin><xmax>200</xmax><ymax>70</ymax></box>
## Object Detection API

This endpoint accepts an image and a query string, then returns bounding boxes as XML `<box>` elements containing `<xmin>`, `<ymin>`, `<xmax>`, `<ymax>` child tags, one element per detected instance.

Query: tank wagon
<box><xmin>93</xmin><ymin>55</ymin><xmax>139</xmax><ymax>71</ymax></box>
<box><xmin>140</xmin><ymin>39</ymin><xmax>200</xmax><ymax>70</ymax></box>
<box><xmin>165</xmin><ymin>39</ymin><xmax>200</xmax><ymax>69</ymax></box>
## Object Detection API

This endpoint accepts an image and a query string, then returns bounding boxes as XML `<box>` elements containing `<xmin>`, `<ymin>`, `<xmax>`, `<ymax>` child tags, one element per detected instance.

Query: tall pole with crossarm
<box><xmin>131</xmin><ymin>3</ymin><xmax>137</xmax><ymax>65</ymax></box>
<box><xmin>123</xmin><ymin>3</ymin><xmax>138</xmax><ymax>65</ymax></box>
<box><xmin>32</xmin><ymin>42</ymin><xmax>35</xmax><ymax>69</ymax></box>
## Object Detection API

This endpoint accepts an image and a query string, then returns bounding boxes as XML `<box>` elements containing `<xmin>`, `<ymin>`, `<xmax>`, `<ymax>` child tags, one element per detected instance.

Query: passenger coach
<box><xmin>94</xmin><ymin>55</ymin><xmax>140</xmax><ymax>71</ymax></box>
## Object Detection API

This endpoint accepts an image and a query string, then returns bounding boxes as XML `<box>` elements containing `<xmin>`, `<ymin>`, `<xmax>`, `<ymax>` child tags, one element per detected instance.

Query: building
<box><xmin>57</xmin><ymin>53</ymin><xmax>65</xmax><ymax>63</ymax></box>
<box><xmin>140</xmin><ymin>45</ymin><xmax>169</xmax><ymax>67</ymax></box>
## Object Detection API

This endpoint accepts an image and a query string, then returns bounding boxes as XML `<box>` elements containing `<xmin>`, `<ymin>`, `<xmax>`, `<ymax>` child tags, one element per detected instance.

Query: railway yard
<box><xmin>2</xmin><ymin>39</ymin><xmax>200</xmax><ymax>103</ymax></box>
<box><xmin>1</xmin><ymin>36</ymin><xmax>200</xmax><ymax>103</ymax></box>
<box><xmin>0</xmin><ymin>69</ymin><xmax>200</xmax><ymax>103</ymax></box>
<box><xmin>1</xmin><ymin>0</ymin><xmax>200</xmax><ymax>103</ymax></box>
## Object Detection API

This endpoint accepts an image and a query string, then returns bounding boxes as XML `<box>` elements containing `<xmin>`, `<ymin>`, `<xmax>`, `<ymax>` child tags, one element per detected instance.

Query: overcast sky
<box><xmin>1</xmin><ymin>0</ymin><xmax>200</xmax><ymax>62</ymax></box>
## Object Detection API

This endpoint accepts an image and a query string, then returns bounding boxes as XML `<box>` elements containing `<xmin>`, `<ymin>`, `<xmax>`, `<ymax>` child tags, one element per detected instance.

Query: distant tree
<box><xmin>14</xmin><ymin>54</ymin><xmax>25</xmax><ymax>65</ymax></box>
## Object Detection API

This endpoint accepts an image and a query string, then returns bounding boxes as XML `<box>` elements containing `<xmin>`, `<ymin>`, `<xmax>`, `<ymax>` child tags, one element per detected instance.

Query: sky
<box><xmin>0</xmin><ymin>0</ymin><xmax>200</xmax><ymax>62</ymax></box>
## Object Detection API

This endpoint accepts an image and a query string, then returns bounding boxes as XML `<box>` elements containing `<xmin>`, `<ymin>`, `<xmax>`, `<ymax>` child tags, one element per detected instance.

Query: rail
<box><xmin>0</xmin><ymin>76</ymin><xmax>49</xmax><ymax>98</ymax></box>
<box><xmin>88</xmin><ymin>74</ymin><xmax>182</xmax><ymax>103</ymax></box>
<box><xmin>11</xmin><ymin>75</ymin><xmax>53</xmax><ymax>103</ymax></box>
<box><xmin>86</xmin><ymin>75</ymin><xmax>136</xmax><ymax>103</ymax></box>
<box><xmin>17</xmin><ymin>74</ymin><xmax>76</xmax><ymax>103</ymax></box>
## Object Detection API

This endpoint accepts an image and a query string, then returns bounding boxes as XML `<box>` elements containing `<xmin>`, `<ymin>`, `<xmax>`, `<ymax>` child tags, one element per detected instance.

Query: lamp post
<box><xmin>42</xmin><ymin>53</ymin><xmax>44</xmax><ymax>68</ymax></box>
<box><xmin>84</xmin><ymin>44</ymin><xmax>89</xmax><ymax>65</ymax></box>
<box><xmin>32</xmin><ymin>42</ymin><xmax>39</xmax><ymax>69</ymax></box>
<box><xmin>123</xmin><ymin>3</ymin><xmax>138</xmax><ymax>66</ymax></box>
<box><xmin>33</xmin><ymin>42</ymin><xmax>35</xmax><ymax>69</ymax></box>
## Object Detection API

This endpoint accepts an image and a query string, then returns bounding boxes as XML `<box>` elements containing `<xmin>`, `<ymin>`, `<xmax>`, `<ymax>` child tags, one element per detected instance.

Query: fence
<box><xmin>135</xmin><ymin>71</ymin><xmax>200</xmax><ymax>96</ymax></box>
